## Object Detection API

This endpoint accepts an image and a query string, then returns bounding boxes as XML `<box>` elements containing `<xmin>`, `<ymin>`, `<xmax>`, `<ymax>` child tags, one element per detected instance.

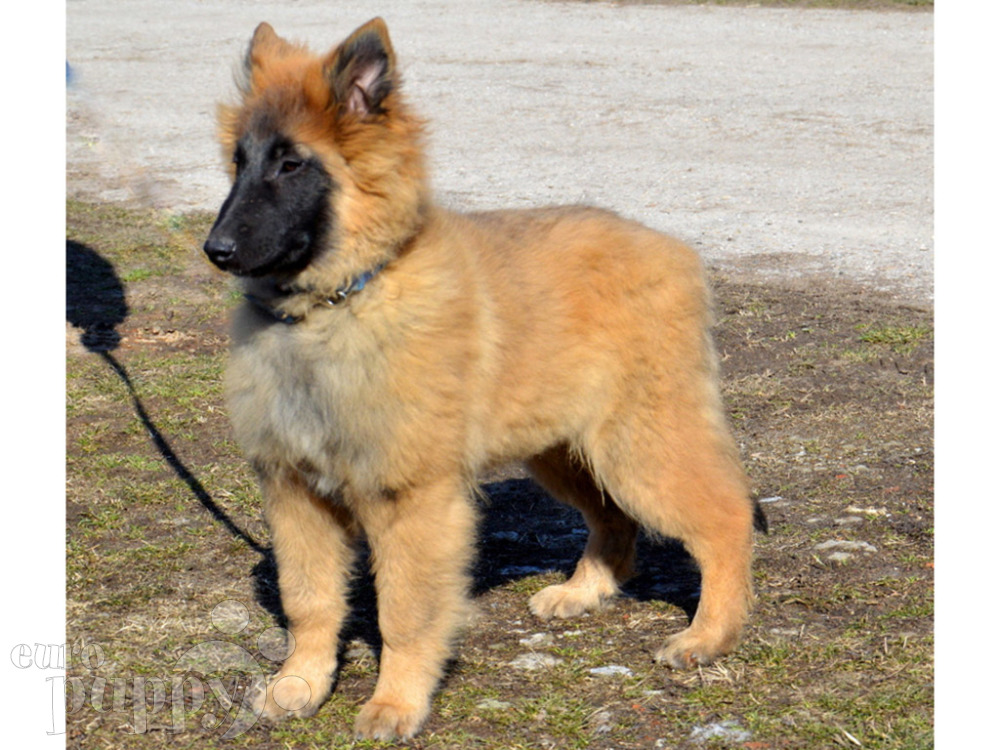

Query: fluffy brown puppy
<box><xmin>204</xmin><ymin>18</ymin><xmax>757</xmax><ymax>741</ymax></box>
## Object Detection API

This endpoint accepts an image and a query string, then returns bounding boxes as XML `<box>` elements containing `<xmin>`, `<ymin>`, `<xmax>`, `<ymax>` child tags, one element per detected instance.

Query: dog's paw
<box><xmin>253</xmin><ymin>671</ymin><xmax>327</xmax><ymax>722</ymax></box>
<box><xmin>529</xmin><ymin>582</ymin><xmax>612</xmax><ymax>620</ymax></box>
<box><xmin>354</xmin><ymin>698</ymin><xmax>428</xmax><ymax>741</ymax></box>
<box><xmin>654</xmin><ymin>627</ymin><xmax>735</xmax><ymax>670</ymax></box>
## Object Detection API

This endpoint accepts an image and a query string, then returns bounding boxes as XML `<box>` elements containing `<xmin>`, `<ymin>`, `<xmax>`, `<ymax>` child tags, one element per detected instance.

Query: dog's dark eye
<box><xmin>279</xmin><ymin>159</ymin><xmax>304</xmax><ymax>175</ymax></box>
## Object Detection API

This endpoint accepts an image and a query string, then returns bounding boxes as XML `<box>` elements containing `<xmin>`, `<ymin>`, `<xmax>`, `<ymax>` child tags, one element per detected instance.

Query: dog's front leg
<box><xmin>353</xmin><ymin>476</ymin><xmax>476</xmax><ymax>741</ymax></box>
<box><xmin>256</xmin><ymin>471</ymin><xmax>357</xmax><ymax>722</ymax></box>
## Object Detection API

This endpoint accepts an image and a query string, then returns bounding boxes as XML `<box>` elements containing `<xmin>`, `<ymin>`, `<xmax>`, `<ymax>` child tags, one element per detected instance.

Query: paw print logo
<box><xmin>171</xmin><ymin>600</ymin><xmax>295</xmax><ymax>738</ymax></box>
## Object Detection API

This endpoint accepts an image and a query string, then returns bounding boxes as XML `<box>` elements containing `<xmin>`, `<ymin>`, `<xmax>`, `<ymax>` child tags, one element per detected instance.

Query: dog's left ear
<box><xmin>325</xmin><ymin>18</ymin><xmax>396</xmax><ymax>118</ymax></box>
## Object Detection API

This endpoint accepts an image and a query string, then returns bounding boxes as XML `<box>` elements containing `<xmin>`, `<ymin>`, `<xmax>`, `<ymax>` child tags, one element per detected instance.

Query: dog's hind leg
<box><xmin>526</xmin><ymin>445</ymin><xmax>639</xmax><ymax>619</ymax></box>
<box><xmin>587</xmin><ymin>403</ymin><xmax>754</xmax><ymax>669</ymax></box>
<box><xmin>256</xmin><ymin>472</ymin><xmax>357</xmax><ymax>721</ymax></box>
<box><xmin>353</xmin><ymin>475</ymin><xmax>477</xmax><ymax>741</ymax></box>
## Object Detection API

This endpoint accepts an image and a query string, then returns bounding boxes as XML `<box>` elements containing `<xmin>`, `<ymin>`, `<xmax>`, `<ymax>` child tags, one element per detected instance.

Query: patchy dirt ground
<box><xmin>65</xmin><ymin>201</ymin><xmax>932</xmax><ymax>749</ymax></box>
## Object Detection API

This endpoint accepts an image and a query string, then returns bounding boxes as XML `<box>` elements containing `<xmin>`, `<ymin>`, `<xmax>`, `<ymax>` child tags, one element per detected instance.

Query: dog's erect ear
<box><xmin>238</xmin><ymin>22</ymin><xmax>296</xmax><ymax>93</ymax></box>
<box><xmin>324</xmin><ymin>18</ymin><xmax>396</xmax><ymax>117</ymax></box>
<box><xmin>245</xmin><ymin>22</ymin><xmax>291</xmax><ymax>70</ymax></box>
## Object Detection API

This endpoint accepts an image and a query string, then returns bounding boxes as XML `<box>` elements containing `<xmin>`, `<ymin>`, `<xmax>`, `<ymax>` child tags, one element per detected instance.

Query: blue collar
<box><xmin>245</xmin><ymin>262</ymin><xmax>387</xmax><ymax>325</ymax></box>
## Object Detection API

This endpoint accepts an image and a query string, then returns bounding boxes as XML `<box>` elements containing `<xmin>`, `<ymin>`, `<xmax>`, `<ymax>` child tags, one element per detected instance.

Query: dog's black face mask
<box><xmin>204</xmin><ymin>131</ymin><xmax>333</xmax><ymax>278</ymax></box>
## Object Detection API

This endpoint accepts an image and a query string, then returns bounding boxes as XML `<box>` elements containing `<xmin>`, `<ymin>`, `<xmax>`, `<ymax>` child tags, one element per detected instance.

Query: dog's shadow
<box><xmin>473</xmin><ymin>477</ymin><xmax>701</xmax><ymax>610</ymax></box>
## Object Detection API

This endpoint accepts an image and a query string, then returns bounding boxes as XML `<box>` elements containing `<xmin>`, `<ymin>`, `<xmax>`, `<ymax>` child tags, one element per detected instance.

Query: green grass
<box><xmin>856</xmin><ymin>322</ymin><xmax>933</xmax><ymax>354</ymax></box>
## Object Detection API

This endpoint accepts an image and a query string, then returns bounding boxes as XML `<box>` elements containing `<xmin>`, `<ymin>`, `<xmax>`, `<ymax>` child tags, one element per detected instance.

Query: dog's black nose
<box><xmin>204</xmin><ymin>236</ymin><xmax>237</xmax><ymax>266</ymax></box>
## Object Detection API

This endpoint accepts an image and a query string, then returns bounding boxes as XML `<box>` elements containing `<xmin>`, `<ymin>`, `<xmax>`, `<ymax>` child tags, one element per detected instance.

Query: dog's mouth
<box><xmin>250</xmin><ymin>230</ymin><xmax>318</xmax><ymax>278</ymax></box>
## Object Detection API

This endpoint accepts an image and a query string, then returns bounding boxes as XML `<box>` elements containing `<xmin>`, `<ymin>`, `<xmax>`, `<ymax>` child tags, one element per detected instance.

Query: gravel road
<box><xmin>66</xmin><ymin>0</ymin><xmax>933</xmax><ymax>303</ymax></box>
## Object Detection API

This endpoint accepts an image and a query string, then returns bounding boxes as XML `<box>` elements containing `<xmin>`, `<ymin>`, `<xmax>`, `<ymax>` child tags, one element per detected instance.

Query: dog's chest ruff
<box><xmin>225</xmin><ymin>310</ymin><xmax>392</xmax><ymax>489</ymax></box>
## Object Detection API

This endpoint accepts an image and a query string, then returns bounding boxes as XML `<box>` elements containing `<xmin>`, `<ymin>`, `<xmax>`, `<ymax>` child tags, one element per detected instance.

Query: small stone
<box><xmin>689</xmin><ymin>720</ymin><xmax>751</xmax><ymax>743</ymax></box>
<box><xmin>833</xmin><ymin>516</ymin><xmax>864</xmax><ymax>525</ymax></box>
<box><xmin>519</xmin><ymin>633</ymin><xmax>555</xmax><ymax>648</ymax></box>
<box><xmin>476</xmin><ymin>699</ymin><xmax>512</xmax><ymax>711</ymax></box>
<box><xmin>814</xmin><ymin>540</ymin><xmax>878</xmax><ymax>554</ymax></box>
<box><xmin>769</xmin><ymin>627</ymin><xmax>802</xmax><ymax>638</ymax></box>
<box><xmin>589</xmin><ymin>665</ymin><xmax>633</xmax><ymax>678</ymax></box>
<box><xmin>509</xmin><ymin>652</ymin><xmax>563</xmax><ymax>671</ymax></box>
<box><xmin>589</xmin><ymin>709</ymin><xmax>614</xmax><ymax>733</ymax></box>
<box><xmin>846</xmin><ymin>505</ymin><xmax>889</xmax><ymax>517</ymax></box>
